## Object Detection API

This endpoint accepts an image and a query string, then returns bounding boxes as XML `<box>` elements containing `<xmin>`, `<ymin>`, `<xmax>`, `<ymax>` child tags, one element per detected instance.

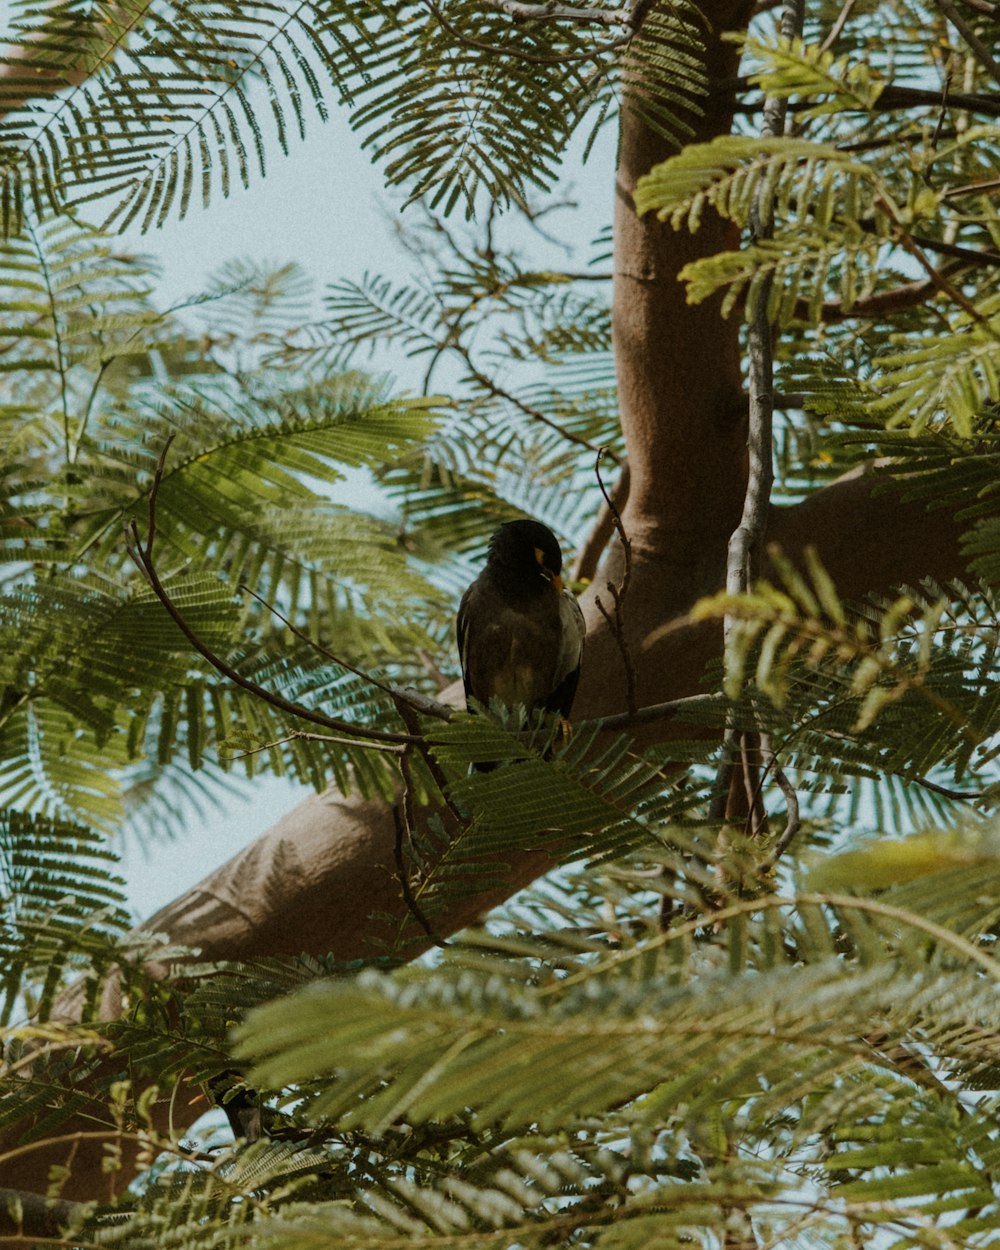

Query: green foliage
<box><xmin>0</xmin><ymin>0</ymin><xmax>706</xmax><ymax>233</ymax></box>
<box><xmin>3</xmin><ymin>0</ymin><xmax>1000</xmax><ymax>1243</ymax></box>
<box><xmin>635</xmin><ymin>59</ymin><xmax>1000</xmax><ymax>435</ymax></box>
<box><xmin>0</xmin><ymin>809</ymin><xmax>129</xmax><ymax>1022</ymax></box>
<box><xmin>222</xmin><ymin>832</ymin><xmax>1000</xmax><ymax>1248</ymax></box>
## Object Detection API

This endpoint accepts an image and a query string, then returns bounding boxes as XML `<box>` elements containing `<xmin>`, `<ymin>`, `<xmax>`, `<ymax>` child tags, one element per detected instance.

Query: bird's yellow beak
<box><xmin>535</xmin><ymin>547</ymin><xmax>563</xmax><ymax>594</ymax></box>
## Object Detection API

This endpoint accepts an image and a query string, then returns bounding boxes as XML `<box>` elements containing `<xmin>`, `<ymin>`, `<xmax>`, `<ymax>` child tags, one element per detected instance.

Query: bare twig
<box><xmin>933</xmin><ymin>0</ymin><xmax>1000</xmax><ymax>85</ymax></box>
<box><xmin>908</xmin><ymin>233</ymin><xmax>1000</xmax><ymax>269</ymax></box>
<box><xmin>572</xmin><ymin>459</ymin><xmax>630</xmax><ymax>583</ymax></box>
<box><xmin>733</xmin><ymin>80</ymin><xmax>1000</xmax><ymax>119</ymax></box>
<box><xmin>943</xmin><ymin>176</ymin><xmax>1000</xmax><ymax>198</ymax></box>
<box><xmin>739</xmin><ymin>733</ymin><xmax>770</xmax><ymax>838</ymax></box>
<box><xmin>894</xmin><ymin>229</ymin><xmax>993</xmax><ymax>326</ymax></box>
<box><xmin>239</xmin><ymin>587</ymin><xmax>455</xmax><ymax>718</ymax></box>
<box><xmin>463</xmin><ymin>352</ymin><xmax>620</xmax><ymax>462</ymax></box>
<box><xmin>930</xmin><ymin>69</ymin><xmax>952</xmax><ymax>150</ymax></box>
<box><xmin>758</xmin><ymin>733</ymin><xmax>801</xmax><ymax>870</ymax></box>
<box><xmin>240</xmin><ymin>584</ymin><xmax>397</xmax><ymax>695</ymax></box>
<box><xmin>392</xmin><ymin>694</ymin><xmax>463</xmax><ymax>824</ymax></box>
<box><xmin>903</xmin><ymin>774</ymin><xmax>988</xmax><ymax>802</ymax></box>
<box><xmin>593</xmin><ymin>448</ymin><xmax>638</xmax><ymax>716</ymax></box>
<box><xmin>597</xmin><ymin>691</ymin><xmax>726</xmax><ymax>731</ymax></box>
<box><xmin>392</xmin><ymin>686</ymin><xmax>456</xmax><ymax>722</ymax></box>
<box><xmin>223</xmin><ymin>730</ymin><xmax>406</xmax><ymax>761</ymax></box>
<box><xmin>124</xmin><ymin>442</ymin><xmax>414</xmax><ymax>748</ymax></box>
<box><xmin>417</xmin><ymin>649</ymin><xmax>452</xmax><ymax>694</ymax></box>
<box><xmin>392</xmin><ymin>754</ymin><xmax>447</xmax><ymax>950</ymax></box>
<box><xmin>839</xmin><ymin>126</ymin><xmax>960</xmax><ymax>155</ymax></box>
<box><xmin>817</xmin><ymin>0</ymin><xmax>857</xmax><ymax>53</ymax></box>
<box><xmin>712</xmin><ymin>0</ymin><xmax>804</xmax><ymax>836</ymax></box>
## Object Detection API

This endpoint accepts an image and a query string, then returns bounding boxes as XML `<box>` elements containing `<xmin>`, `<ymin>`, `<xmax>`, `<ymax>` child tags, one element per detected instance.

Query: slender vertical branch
<box><xmin>713</xmin><ymin>0</ymin><xmax>804</xmax><ymax>830</ymax></box>
<box><xmin>392</xmin><ymin>752</ymin><xmax>448</xmax><ymax>950</ymax></box>
<box><xmin>572</xmin><ymin>459</ymin><xmax>630</xmax><ymax>584</ymax></box>
<box><xmin>759</xmin><ymin>733</ymin><xmax>801</xmax><ymax>871</ymax></box>
<box><xmin>593</xmin><ymin>447</ymin><xmax>638</xmax><ymax>716</ymax></box>
<box><xmin>933</xmin><ymin>0</ymin><xmax>1000</xmax><ymax>84</ymax></box>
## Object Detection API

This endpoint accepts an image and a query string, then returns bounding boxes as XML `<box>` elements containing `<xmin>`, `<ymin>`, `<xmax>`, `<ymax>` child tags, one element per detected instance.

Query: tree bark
<box><xmin>0</xmin><ymin>0</ymin><xmax>971</xmax><ymax>1201</ymax></box>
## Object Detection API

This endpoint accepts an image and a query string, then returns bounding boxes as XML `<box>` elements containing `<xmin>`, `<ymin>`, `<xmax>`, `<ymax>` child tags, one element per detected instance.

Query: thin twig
<box><xmin>485</xmin><ymin>0</ymin><xmax>631</xmax><ymax>27</ymax></box>
<box><xmin>943</xmin><ymin>176</ymin><xmax>1000</xmax><ymax>198</ymax></box>
<box><xmin>817</xmin><ymin>0</ymin><xmax>857</xmax><ymax>53</ymax></box>
<box><xmin>463</xmin><ymin>351</ymin><xmax>620</xmax><ymax>462</ymax></box>
<box><xmin>593</xmin><ymin>448</ymin><xmax>637</xmax><ymax>716</ymax></box>
<box><xmin>934</xmin><ymin>0</ymin><xmax>1000</xmax><ymax>85</ymax></box>
<box><xmin>391</xmin><ymin>686</ymin><xmax>455</xmax><ymax>722</ymax></box>
<box><xmin>597</xmin><ymin>691</ymin><xmax>725</xmax><ymax>731</ymax></box>
<box><xmin>223</xmin><ymin>730</ymin><xmax>406</xmax><ymax>761</ymax></box>
<box><xmin>240</xmin><ymin>589</ymin><xmax>454</xmax><ymax>720</ymax></box>
<box><xmin>712</xmin><ymin>0</ymin><xmax>803</xmax><ymax>835</ymax></box>
<box><xmin>904</xmin><ymin>774</ymin><xmax>988</xmax><ymax>802</ymax></box>
<box><xmin>930</xmin><ymin>68</ymin><xmax>952</xmax><ymax>151</ymax></box>
<box><xmin>572</xmin><ymin>459</ymin><xmax>630</xmax><ymax>584</ymax></box>
<box><xmin>855</xmin><ymin>163</ymin><xmax>995</xmax><ymax>309</ymax></box>
<box><xmin>733</xmin><ymin>80</ymin><xmax>1000</xmax><ymax>119</ymax></box>
<box><xmin>124</xmin><ymin>442</ymin><xmax>415</xmax><ymax>748</ymax></box>
<box><xmin>392</xmin><ymin>754</ymin><xmax>447</xmax><ymax>949</ymax></box>
<box><xmin>758</xmin><ymin>734</ymin><xmax>801</xmax><ymax>870</ymax></box>
<box><xmin>240</xmin><ymin>584</ymin><xmax>397</xmax><ymax>696</ymax></box>
<box><xmin>909</xmin><ymin>232</ymin><xmax>1000</xmax><ymax>269</ymax></box>
<box><xmin>392</xmin><ymin>693</ymin><xmax>464</xmax><ymax>826</ymax></box>
<box><xmin>417</xmin><ymin>649</ymin><xmax>452</xmax><ymax>693</ymax></box>
<box><xmin>895</xmin><ymin>230</ymin><xmax>994</xmax><ymax>327</ymax></box>
<box><xmin>739</xmin><ymin>733</ymin><xmax>770</xmax><ymax>838</ymax></box>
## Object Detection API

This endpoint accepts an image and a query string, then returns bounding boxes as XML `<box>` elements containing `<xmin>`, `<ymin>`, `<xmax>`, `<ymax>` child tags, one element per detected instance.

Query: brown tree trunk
<box><xmin>0</xmin><ymin>2</ymin><xmax>969</xmax><ymax>1199</ymax></box>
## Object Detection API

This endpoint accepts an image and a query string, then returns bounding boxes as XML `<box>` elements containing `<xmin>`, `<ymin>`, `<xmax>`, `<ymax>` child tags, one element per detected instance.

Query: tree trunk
<box><xmin>0</xmin><ymin>1</ymin><xmax>969</xmax><ymax>1199</ymax></box>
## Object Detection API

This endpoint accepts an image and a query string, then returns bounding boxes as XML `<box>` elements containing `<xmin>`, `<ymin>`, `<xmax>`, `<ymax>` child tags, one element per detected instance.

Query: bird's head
<box><xmin>487</xmin><ymin>519</ymin><xmax>564</xmax><ymax>593</ymax></box>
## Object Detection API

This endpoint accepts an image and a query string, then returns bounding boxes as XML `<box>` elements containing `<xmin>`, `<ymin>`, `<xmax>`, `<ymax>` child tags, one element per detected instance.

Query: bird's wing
<box><xmin>456</xmin><ymin>587</ymin><xmax>475</xmax><ymax>707</ymax></box>
<box><xmin>544</xmin><ymin>590</ymin><xmax>586</xmax><ymax>717</ymax></box>
<box><xmin>458</xmin><ymin>582</ymin><xmax>518</xmax><ymax>707</ymax></box>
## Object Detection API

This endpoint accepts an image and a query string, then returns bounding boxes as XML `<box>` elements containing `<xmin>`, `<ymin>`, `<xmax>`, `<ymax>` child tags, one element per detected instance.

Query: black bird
<box><xmin>208</xmin><ymin>1070</ymin><xmax>264</xmax><ymax>1143</ymax></box>
<box><xmin>457</xmin><ymin>520</ymin><xmax>586</xmax><ymax>722</ymax></box>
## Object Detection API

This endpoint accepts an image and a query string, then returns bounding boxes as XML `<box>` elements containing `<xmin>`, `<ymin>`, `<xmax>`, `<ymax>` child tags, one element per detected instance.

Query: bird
<box><xmin>208</xmin><ymin>1070</ymin><xmax>265</xmax><ymax>1143</ymax></box>
<box><xmin>457</xmin><ymin>520</ymin><xmax>586</xmax><ymax>727</ymax></box>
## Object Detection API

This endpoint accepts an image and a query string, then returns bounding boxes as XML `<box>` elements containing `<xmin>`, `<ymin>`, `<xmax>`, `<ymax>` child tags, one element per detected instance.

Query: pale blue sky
<box><xmin>93</xmin><ymin>69</ymin><xmax>615</xmax><ymax>920</ymax></box>
<box><xmin>110</xmin><ymin>116</ymin><xmax>389</xmax><ymax>917</ymax></box>
<box><xmin>0</xmin><ymin>2</ymin><xmax>615</xmax><ymax>918</ymax></box>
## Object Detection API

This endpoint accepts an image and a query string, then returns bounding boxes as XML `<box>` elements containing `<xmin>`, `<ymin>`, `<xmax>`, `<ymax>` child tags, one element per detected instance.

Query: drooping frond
<box><xmin>0</xmin><ymin>808</ymin><xmax>128</xmax><ymax>1022</ymax></box>
<box><xmin>0</xmin><ymin>0</ymin><xmax>708</xmax><ymax>234</ymax></box>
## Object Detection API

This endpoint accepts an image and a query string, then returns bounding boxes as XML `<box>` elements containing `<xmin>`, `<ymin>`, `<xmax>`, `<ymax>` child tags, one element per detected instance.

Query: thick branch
<box><xmin>2</xmin><ymin>465</ymin><xmax>970</xmax><ymax>1200</ymax></box>
<box><xmin>0</xmin><ymin>1187</ymin><xmax>86</xmax><ymax>1239</ymax></box>
<box><xmin>613</xmin><ymin>0</ymin><xmax>753</xmax><ymax>571</ymax></box>
<box><xmin>807</xmin><ymin>272</ymin><xmax>957</xmax><ymax>322</ymax></box>
<box><xmin>731</xmin><ymin>80</ymin><xmax>1000</xmax><ymax>119</ymax></box>
<box><xmin>1</xmin><ymin>0</ymin><xmax>974</xmax><ymax>1204</ymax></box>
